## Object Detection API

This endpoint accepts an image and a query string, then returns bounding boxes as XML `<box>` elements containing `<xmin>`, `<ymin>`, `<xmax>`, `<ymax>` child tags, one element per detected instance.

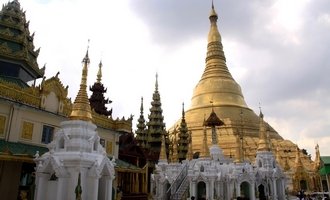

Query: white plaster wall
<box><xmin>44</xmin><ymin>92</ymin><xmax>59</xmax><ymax>113</ymax></box>
<box><xmin>47</xmin><ymin>181</ymin><xmax>58</xmax><ymax>200</ymax></box>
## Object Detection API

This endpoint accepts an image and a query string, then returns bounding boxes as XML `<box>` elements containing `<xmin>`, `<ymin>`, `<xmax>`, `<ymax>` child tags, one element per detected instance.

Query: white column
<box><xmin>192</xmin><ymin>181</ymin><xmax>197</xmax><ymax>198</ymax></box>
<box><xmin>236</xmin><ymin>182</ymin><xmax>241</xmax><ymax>198</ymax></box>
<box><xmin>35</xmin><ymin>173</ymin><xmax>48</xmax><ymax>200</ymax></box>
<box><xmin>106</xmin><ymin>177</ymin><xmax>114</xmax><ymax>200</ymax></box>
<box><xmin>280</xmin><ymin>179</ymin><xmax>285</xmax><ymax>199</ymax></box>
<box><xmin>273</xmin><ymin>179</ymin><xmax>278</xmax><ymax>200</ymax></box>
<box><xmin>210</xmin><ymin>179</ymin><xmax>215</xmax><ymax>199</ymax></box>
<box><xmin>206</xmin><ymin>181</ymin><xmax>210</xmax><ymax>200</ymax></box>
<box><xmin>250</xmin><ymin>182</ymin><xmax>255</xmax><ymax>200</ymax></box>
<box><xmin>86</xmin><ymin>176</ymin><xmax>99</xmax><ymax>200</ymax></box>
<box><xmin>56</xmin><ymin>177</ymin><xmax>68</xmax><ymax>200</ymax></box>
<box><xmin>228</xmin><ymin>182</ymin><xmax>233</xmax><ymax>200</ymax></box>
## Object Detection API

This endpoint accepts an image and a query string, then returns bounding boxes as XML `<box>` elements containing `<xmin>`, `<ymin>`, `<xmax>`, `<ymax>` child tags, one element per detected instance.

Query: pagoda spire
<box><xmin>200</xmin><ymin>116</ymin><xmax>210</xmax><ymax>158</ymax></box>
<box><xmin>70</xmin><ymin>47</ymin><xmax>93</xmax><ymax>121</ymax></box>
<box><xmin>189</xmin><ymin>2</ymin><xmax>248</xmax><ymax>112</ymax></box>
<box><xmin>89</xmin><ymin>60</ymin><xmax>112</xmax><ymax>117</ymax></box>
<box><xmin>178</xmin><ymin>103</ymin><xmax>189</xmax><ymax>162</ymax></box>
<box><xmin>202</xmin><ymin>1</ymin><xmax>232</xmax><ymax>80</ymax></box>
<box><xmin>158</xmin><ymin>134</ymin><xmax>168</xmax><ymax>163</ymax></box>
<box><xmin>187</xmin><ymin>131</ymin><xmax>194</xmax><ymax>160</ymax></box>
<box><xmin>172</xmin><ymin>128</ymin><xmax>178</xmax><ymax>163</ymax></box>
<box><xmin>155</xmin><ymin>73</ymin><xmax>159</xmax><ymax>91</ymax></box>
<box><xmin>276</xmin><ymin>146</ymin><xmax>282</xmax><ymax>164</ymax></box>
<box><xmin>146</xmin><ymin>74</ymin><xmax>166</xmax><ymax>160</ymax></box>
<box><xmin>314</xmin><ymin>144</ymin><xmax>321</xmax><ymax>171</ymax></box>
<box><xmin>295</xmin><ymin>146</ymin><xmax>304</xmax><ymax>169</ymax></box>
<box><xmin>97</xmin><ymin>61</ymin><xmax>102</xmax><ymax>83</ymax></box>
<box><xmin>136</xmin><ymin>97</ymin><xmax>147</xmax><ymax>148</ymax></box>
<box><xmin>234</xmin><ymin>133</ymin><xmax>242</xmax><ymax>163</ymax></box>
<box><xmin>257</xmin><ymin>110</ymin><xmax>271</xmax><ymax>151</ymax></box>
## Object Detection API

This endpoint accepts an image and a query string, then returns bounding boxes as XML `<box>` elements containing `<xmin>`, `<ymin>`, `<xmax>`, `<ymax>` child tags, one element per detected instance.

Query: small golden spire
<box><xmin>314</xmin><ymin>144</ymin><xmax>321</xmax><ymax>171</ymax></box>
<box><xmin>284</xmin><ymin>156</ymin><xmax>291</xmax><ymax>171</ymax></box>
<box><xmin>276</xmin><ymin>146</ymin><xmax>281</xmax><ymax>164</ymax></box>
<box><xmin>172</xmin><ymin>128</ymin><xmax>178</xmax><ymax>163</ymax></box>
<box><xmin>69</xmin><ymin>45</ymin><xmax>93</xmax><ymax>121</ymax></box>
<box><xmin>257</xmin><ymin>110</ymin><xmax>270</xmax><ymax>151</ymax></box>
<box><xmin>187</xmin><ymin>131</ymin><xmax>193</xmax><ymax>160</ymax></box>
<box><xmin>208</xmin><ymin>1</ymin><xmax>220</xmax><ymax>44</ymax></box>
<box><xmin>210</xmin><ymin>0</ymin><xmax>217</xmax><ymax>19</ymax></box>
<box><xmin>234</xmin><ymin>133</ymin><xmax>242</xmax><ymax>163</ymax></box>
<box><xmin>158</xmin><ymin>133</ymin><xmax>167</xmax><ymax>162</ymax></box>
<box><xmin>97</xmin><ymin>60</ymin><xmax>102</xmax><ymax>83</ymax></box>
<box><xmin>295</xmin><ymin>146</ymin><xmax>303</xmax><ymax>168</ymax></box>
<box><xmin>200</xmin><ymin>116</ymin><xmax>210</xmax><ymax>158</ymax></box>
<box><xmin>202</xmin><ymin>0</ymin><xmax>232</xmax><ymax>80</ymax></box>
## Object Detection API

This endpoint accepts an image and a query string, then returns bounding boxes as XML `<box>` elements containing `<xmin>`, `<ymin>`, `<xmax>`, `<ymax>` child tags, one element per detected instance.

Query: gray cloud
<box><xmin>128</xmin><ymin>0</ymin><xmax>330</xmax><ymax>155</ymax></box>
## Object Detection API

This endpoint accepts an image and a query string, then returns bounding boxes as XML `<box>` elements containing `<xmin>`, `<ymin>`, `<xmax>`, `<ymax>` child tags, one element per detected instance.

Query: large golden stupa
<box><xmin>170</xmin><ymin>4</ymin><xmax>320</xmax><ymax>192</ymax></box>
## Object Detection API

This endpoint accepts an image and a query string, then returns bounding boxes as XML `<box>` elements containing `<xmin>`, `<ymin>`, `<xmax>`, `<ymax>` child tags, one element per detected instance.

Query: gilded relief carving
<box><xmin>21</xmin><ymin>121</ymin><xmax>34</xmax><ymax>140</ymax></box>
<box><xmin>92</xmin><ymin>110</ymin><xmax>132</xmax><ymax>132</ymax></box>
<box><xmin>106</xmin><ymin>141</ymin><xmax>113</xmax><ymax>155</ymax></box>
<box><xmin>0</xmin><ymin>115</ymin><xmax>6</xmax><ymax>135</ymax></box>
<box><xmin>0</xmin><ymin>80</ymin><xmax>40</xmax><ymax>107</ymax></box>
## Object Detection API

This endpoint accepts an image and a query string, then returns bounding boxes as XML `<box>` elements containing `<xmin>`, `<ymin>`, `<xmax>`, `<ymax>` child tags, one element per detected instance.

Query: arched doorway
<box><xmin>300</xmin><ymin>180</ymin><xmax>307</xmax><ymax>191</ymax></box>
<box><xmin>240</xmin><ymin>181</ymin><xmax>250</xmax><ymax>199</ymax></box>
<box><xmin>258</xmin><ymin>184</ymin><xmax>266</xmax><ymax>200</ymax></box>
<box><xmin>322</xmin><ymin>180</ymin><xmax>328</xmax><ymax>191</ymax></box>
<box><xmin>166</xmin><ymin>182</ymin><xmax>171</xmax><ymax>194</ymax></box>
<box><xmin>197</xmin><ymin>181</ymin><xmax>206</xmax><ymax>200</ymax></box>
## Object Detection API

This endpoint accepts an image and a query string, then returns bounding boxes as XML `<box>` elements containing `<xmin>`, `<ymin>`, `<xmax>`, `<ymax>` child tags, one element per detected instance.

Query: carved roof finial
<box><xmin>209</xmin><ymin>0</ymin><xmax>218</xmax><ymax>22</ymax></box>
<box><xmin>155</xmin><ymin>73</ymin><xmax>158</xmax><ymax>91</ymax></box>
<box><xmin>97</xmin><ymin>60</ymin><xmax>102</xmax><ymax>83</ymax></box>
<box><xmin>259</xmin><ymin>102</ymin><xmax>264</xmax><ymax>119</ymax></box>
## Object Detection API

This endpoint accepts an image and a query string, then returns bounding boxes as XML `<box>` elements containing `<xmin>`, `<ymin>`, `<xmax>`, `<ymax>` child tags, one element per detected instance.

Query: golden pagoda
<box><xmin>169</xmin><ymin>2</ymin><xmax>320</xmax><ymax>193</ymax></box>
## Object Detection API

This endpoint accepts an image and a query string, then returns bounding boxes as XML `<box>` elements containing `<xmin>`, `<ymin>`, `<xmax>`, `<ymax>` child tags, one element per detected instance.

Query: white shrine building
<box><xmin>151</xmin><ymin>109</ymin><xmax>287</xmax><ymax>200</ymax></box>
<box><xmin>34</xmin><ymin>50</ymin><xmax>115</xmax><ymax>200</ymax></box>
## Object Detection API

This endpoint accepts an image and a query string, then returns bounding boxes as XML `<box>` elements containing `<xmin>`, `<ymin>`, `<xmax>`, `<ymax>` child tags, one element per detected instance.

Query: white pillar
<box><xmin>280</xmin><ymin>179</ymin><xmax>285</xmax><ymax>199</ymax></box>
<box><xmin>191</xmin><ymin>181</ymin><xmax>196</xmax><ymax>198</ymax></box>
<box><xmin>210</xmin><ymin>179</ymin><xmax>215</xmax><ymax>199</ymax></box>
<box><xmin>86</xmin><ymin>176</ymin><xmax>99</xmax><ymax>200</ymax></box>
<box><xmin>35</xmin><ymin>173</ymin><xmax>48</xmax><ymax>200</ymax></box>
<box><xmin>236</xmin><ymin>182</ymin><xmax>241</xmax><ymax>198</ymax></box>
<box><xmin>206</xmin><ymin>181</ymin><xmax>210</xmax><ymax>200</ymax></box>
<box><xmin>273</xmin><ymin>179</ymin><xmax>278</xmax><ymax>200</ymax></box>
<box><xmin>106</xmin><ymin>177</ymin><xmax>114</xmax><ymax>200</ymax></box>
<box><xmin>228</xmin><ymin>182</ymin><xmax>233</xmax><ymax>200</ymax></box>
<box><xmin>250</xmin><ymin>182</ymin><xmax>255</xmax><ymax>200</ymax></box>
<box><xmin>56</xmin><ymin>177</ymin><xmax>68</xmax><ymax>200</ymax></box>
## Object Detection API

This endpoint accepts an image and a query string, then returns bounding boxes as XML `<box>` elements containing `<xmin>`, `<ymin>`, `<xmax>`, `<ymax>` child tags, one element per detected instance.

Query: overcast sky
<box><xmin>4</xmin><ymin>0</ymin><xmax>330</xmax><ymax>158</ymax></box>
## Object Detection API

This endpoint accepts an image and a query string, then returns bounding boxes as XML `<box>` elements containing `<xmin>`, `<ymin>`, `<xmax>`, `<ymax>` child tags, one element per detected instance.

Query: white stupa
<box><xmin>34</xmin><ymin>49</ymin><xmax>115</xmax><ymax>200</ymax></box>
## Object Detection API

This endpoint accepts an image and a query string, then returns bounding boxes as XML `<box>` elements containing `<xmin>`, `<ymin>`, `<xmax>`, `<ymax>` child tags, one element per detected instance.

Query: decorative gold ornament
<box><xmin>21</xmin><ymin>121</ymin><xmax>34</xmax><ymax>140</ymax></box>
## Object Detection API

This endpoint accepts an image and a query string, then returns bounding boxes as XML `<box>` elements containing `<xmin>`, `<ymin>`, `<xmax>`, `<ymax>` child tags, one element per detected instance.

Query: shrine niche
<box><xmin>39</xmin><ymin>74</ymin><xmax>71</xmax><ymax>115</ymax></box>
